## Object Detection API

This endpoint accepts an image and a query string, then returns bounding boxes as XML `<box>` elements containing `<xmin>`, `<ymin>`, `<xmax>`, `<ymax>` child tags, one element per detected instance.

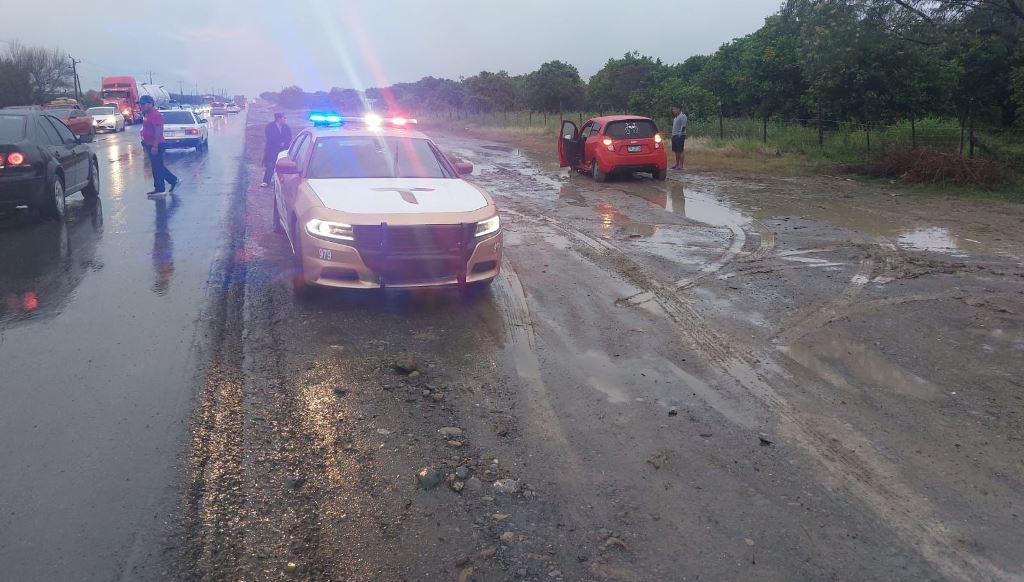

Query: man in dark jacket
<box><xmin>261</xmin><ymin>113</ymin><xmax>292</xmax><ymax>187</ymax></box>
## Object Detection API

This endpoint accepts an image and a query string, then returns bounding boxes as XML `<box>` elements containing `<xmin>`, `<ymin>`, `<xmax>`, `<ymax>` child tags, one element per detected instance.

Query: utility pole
<box><xmin>68</xmin><ymin>55</ymin><xmax>82</xmax><ymax>102</ymax></box>
<box><xmin>178</xmin><ymin>81</ymin><xmax>183</xmax><ymax>100</ymax></box>
<box><xmin>146</xmin><ymin>71</ymin><xmax>154</xmax><ymax>84</ymax></box>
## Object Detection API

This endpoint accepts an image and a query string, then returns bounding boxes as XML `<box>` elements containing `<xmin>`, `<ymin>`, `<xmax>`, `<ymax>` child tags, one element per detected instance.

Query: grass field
<box><xmin>421</xmin><ymin>111</ymin><xmax>1023</xmax><ymax>201</ymax></box>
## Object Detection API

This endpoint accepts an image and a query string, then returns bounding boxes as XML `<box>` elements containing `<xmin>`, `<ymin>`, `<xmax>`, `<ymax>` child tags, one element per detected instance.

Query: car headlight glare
<box><xmin>475</xmin><ymin>215</ymin><xmax>500</xmax><ymax>238</ymax></box>
<box><xmin>306</xmin><ymin>218</ymin><xmax>354</xmax><ymax>241</ymax></box>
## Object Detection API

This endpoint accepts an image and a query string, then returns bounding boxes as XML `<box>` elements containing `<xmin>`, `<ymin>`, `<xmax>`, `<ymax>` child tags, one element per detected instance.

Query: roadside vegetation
<box><xmin>259</xmin><ymin>0</ymin><xmax>1023</xmax><ymax>195</ymax></box>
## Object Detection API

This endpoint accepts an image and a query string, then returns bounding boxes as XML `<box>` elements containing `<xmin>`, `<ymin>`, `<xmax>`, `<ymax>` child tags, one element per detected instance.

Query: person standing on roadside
<box><xmin>670</xmin><ymin>104</ymin><xmax>688</xmax><ymax>171</ymax></box>
<box><xmin>139</xmin><ymin>95</ymin><xmax>179</xmax><ymax>198</ymax></box>
<box><xmin>261</xmin><ymin>113</ymin><xmax>292</xmax><ymax>187</ymax></box>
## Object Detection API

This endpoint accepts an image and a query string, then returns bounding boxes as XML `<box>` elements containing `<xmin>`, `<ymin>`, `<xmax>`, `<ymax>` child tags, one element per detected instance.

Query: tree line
<box><xmin>262</xmin><ymin>0</ymin><xmax>1021</xmax><ymax>129</ymax></box>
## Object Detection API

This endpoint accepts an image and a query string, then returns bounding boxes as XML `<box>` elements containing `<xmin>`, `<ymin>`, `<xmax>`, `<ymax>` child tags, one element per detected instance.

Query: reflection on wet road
<box><xmin>0</xmin><ymin>116</ymin><xmax>246</xmax><ymax>581</ymax></box>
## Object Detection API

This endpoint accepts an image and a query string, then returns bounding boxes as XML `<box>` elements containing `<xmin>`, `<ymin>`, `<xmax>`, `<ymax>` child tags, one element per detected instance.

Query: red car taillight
<box><xmin>0</xmin><ymin>151</ymin><xmax>27</xmax><ymax>168</ymax></box>
<box><xmin>184</xmin><ymin>129</ymin><xmax>199</xmax><ymax>135</ymax></box>
<box><xmin>654</xmin><ymin>134</ymin><xmax>663</xmax><ymax>149</ymax></box>
<box><xmin>602</xmin><ymin>138</ymin><xmax>615</xmax><ymax>152</ymax></box>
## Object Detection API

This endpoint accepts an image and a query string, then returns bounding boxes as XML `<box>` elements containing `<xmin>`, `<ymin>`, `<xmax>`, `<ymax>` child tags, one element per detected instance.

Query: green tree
<box><xmin>0</xmin><ymin>58</ymin><xmax>32</xmax><ymax>107</ymax></box>
<box><xmin>587</xmin><ymin>52</ymin><xmax>661</xmax><ymax>111</ymax></box>
<box><xmin>524</xmin><ymin>61</ymin><xmax>585</xmax><ymax>112</ymax></box>
<box><xmin>278</xmin><ymin>86</ymin><xmax>305</xmax><ymax>109</ymax></box>
<box><xmin>462</xmin><ymin>71</ymin><xmax>516</xmax><ymax>112</ymax></box>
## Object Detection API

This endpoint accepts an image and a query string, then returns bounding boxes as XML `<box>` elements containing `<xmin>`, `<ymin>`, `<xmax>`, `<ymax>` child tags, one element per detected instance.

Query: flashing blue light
<box><xmin>309</xmin><ymin>113</ymin><xmax>343</xmax><ymax>125</ymax></box>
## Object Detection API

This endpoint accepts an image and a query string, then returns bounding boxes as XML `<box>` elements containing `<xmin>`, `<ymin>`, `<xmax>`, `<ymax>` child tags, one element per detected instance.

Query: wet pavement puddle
<box><xmin>781</xmin><ymin>332</ymin><xmax>942</xmax><ymax>401</ymax></box>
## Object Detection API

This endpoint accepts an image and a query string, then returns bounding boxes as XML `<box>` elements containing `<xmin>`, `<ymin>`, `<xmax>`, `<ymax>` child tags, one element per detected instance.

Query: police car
<box><xmin>272</xmin><ymin>114</ymin><xmax>502</xmax><ymax>292</ymax></box>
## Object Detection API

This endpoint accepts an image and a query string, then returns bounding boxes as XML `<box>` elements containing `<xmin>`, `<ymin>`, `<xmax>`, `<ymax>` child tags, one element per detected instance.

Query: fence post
<box><xmin>911</xmin><ymin>113</ymin><xmax>917</xmax><ymax>149</ymax></box>
<box><xmin>959</xmin><ymin>102</ymin><xmax>966</xmax><ymax>156</ymax></box>
<box><xmin>579</xmin><ymin>112</ymin><xmax>583</xmax><ymax>125</ymax></box>
<box><xmin>762</xmin><ymin>114</ymin><xmax>768</xmax><ymax>145</ymax></box>
<box><xmin>817</xmin><ymin>106</ymin><xmax>823</xmax><ymax>147</ymax></box>
<box><xmin>865</xmin><ymin>124</ymin><xmax>871</xmax><ymax>153</ymax></box>
<box><xmin>968</xmin><ymin>97</ymin><xmax>975</xmax><ymax>160</ymax></box>
<box><xmin>718</xmin><ymin>100</ymin><xmax>724</xmax><ymax>140</ymax></box>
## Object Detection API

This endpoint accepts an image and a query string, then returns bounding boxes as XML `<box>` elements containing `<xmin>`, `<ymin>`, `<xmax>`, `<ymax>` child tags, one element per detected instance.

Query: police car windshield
<box><xmin>307</xmin><ymin>136</ymin><xmax>456</xmax><ymax>180</ymax></box>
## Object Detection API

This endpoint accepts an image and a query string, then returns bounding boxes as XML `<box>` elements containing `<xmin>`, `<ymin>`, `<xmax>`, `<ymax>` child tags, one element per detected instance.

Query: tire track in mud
<box><xmin>179</xmin><ymin>128</ymin><xmax>334</xmax><ymax>581</ymax></box>
<box><xmin>179</xmin><ymin>157</ymin><xmax>250</xmax><ymax>580</ymax></box>
<box><xmin>455</xmin><ymin>145</ymin><xmax>1016</xmax><ymax>581</ymax></box>
<box><xmin>490</xmin><ymin>258</ymin><xmax>583</xmax><ymax>472</ymax></box>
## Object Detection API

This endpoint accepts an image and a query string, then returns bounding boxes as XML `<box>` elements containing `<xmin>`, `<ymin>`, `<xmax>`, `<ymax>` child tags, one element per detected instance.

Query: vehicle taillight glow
<box><xmin>122</xmin><ymin>109</ymin><xmax>130</xmax><ymax>115</ymax></box>
<box><xmin>185</xmin><ymin>129</ymin><xmax>199</xmax><ymax>135</ymax></box>
<box><xmin>654</xmin><ymin>133</ymin><xmax>663</xmax><ymax>149</ymax></box>
<box><xmin>603</xmin><ymin>138</ymin><xmax>615</xmax><ymax>151</ymax></box>
<box><xmin>391</xmin><ymin>116</ymin><xmax>408</xmax><ymax>126</ymax></box>
<box><xmin>5</xmin><ymin>152</ymin><xmax>26</xmax><ymax>167</ymax></box>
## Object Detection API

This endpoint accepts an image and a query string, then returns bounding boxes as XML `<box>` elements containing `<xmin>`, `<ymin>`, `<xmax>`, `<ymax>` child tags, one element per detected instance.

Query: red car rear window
<box><xmin>604</xmin><ymin>120</ymin><xmax>657</xmax><ymax>139</ymax></box>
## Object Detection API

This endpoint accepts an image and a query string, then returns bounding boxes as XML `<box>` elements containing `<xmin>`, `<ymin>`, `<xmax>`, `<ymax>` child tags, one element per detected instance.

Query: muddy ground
<box><xmin>170</xmin><ymin>105</ymin><xmax>1024</xmax><ymax>581</ymax></box>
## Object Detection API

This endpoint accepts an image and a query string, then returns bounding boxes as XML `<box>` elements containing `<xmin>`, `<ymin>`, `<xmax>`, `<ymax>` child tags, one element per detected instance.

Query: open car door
<box><xmin>558</xmin><ymin>120</ymin><xmax>580</xmax><ymax>168</ymax></box>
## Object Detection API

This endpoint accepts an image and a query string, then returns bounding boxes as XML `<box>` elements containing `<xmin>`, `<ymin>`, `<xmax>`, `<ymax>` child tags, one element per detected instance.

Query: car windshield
<box><xmin>87</xmin><ymin>108</ymin><xmax>115</xmax><ymax>116</ymax></box>
<box><xmin>603</xmin><ymin>120</ymin><xmax>658</xmax><ymax>139</ymax></box>
<box><xmin>162</xmin><ymin>111</ymin><xmax>195</xmax><ymax>124</ymax></box>
<box><xmin>0</xmin><ymin>115</ymin><xmax>26</xmax><ymax>141</ymax></box>
<box><xmin>101</xmin><ymin>91</ymin><xmax>129</xmax><ymax>99</ymax></box>
<box><xmin>307</xmin><ymin>136</ymin><xmax>455</xmax><ymax>179</ymax></box>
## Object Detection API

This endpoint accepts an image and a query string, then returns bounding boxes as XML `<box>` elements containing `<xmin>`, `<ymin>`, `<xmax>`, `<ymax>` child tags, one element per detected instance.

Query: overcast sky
<box><xmin>1</xmin><ymin>0</ymin><xmax>782</xmax><ymax>97</ymax></box>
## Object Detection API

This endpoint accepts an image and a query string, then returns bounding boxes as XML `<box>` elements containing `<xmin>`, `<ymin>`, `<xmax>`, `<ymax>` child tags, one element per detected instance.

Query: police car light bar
<box><xmin>308</xmin><ymin>112</ymin><xmax>417</xmax><ymax>127</ymax></box>
<box><xmin>309</xmin><ymin>113</ymin><xmax>343</xmax><ymax>124</ymax></box>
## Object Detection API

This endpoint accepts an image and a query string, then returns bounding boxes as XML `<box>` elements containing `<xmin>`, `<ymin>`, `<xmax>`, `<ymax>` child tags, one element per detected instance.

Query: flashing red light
<box><xmin>22</xmin><ymin>292</ymin><xmax>39</xmax><ymax>312</ymax></box>
<box><xmin>391</xmin><ymin>117</ymin><xmax>408</xmax><ymax>126</ymax></box>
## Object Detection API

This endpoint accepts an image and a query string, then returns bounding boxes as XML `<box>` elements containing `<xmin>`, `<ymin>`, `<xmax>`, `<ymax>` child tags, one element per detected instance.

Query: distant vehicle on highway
<box><xmin>559</xmin><ymin>115</ymin><xmax>668</xmax><ymax>182</ymax></box>
<box><xmin>41</xmin><ymin>99</ymin><xmax>95</xmax><ymax>139</ymax></box>
<box><xmin>226</xmin><ymin>103</ymin><xmax>241</xmax><ymax>114</ymax></box>
<box><xmin>160</xmin><ymin>110</ymin><xmax>208</xmax><ymax>150</ymax></box>
<box><xmin>101</xmin><ymin>76</ymin><xmax>142</xmax><ymax>123</ymax></box>
<box><xmin>272</xmin><ymin>114</ymin><xmax>502</xmax><ymax>293</ymax></box>
<box><xmin>0</xmin><ymin>108</ymin><xmax>100</xmax><ymax>219</ymax></box>
<box><xmin>210</xmin><ymin>102</ymin><xmax>228</xmax><ymax>116</ymax></box>
<box><xmin>86</xmin><ymin>106</ymin><xmax>125</xmax><ymax>133</ymax></box>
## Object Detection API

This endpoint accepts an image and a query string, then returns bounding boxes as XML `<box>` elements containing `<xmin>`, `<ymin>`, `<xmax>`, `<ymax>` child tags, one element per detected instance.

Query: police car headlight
<box><xmin>306</xmin><ymin>219</ymin><xmax>354</xmax><ymax>242</ymax></box>
<box><xmin>475</xmin><ymin>215</ymin><xmax>500</xmax><ymax>238</ymax></box>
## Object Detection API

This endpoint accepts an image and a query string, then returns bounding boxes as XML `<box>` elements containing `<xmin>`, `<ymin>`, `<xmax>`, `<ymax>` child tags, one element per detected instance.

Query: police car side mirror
<box><xmin>276</xmin><ymin>158</ymin><xmax>299</xmax><ymax>175</ymax></box>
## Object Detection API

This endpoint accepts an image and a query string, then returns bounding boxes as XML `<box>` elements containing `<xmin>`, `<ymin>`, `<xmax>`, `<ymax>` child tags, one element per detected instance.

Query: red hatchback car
<box><xmin>558</xmin><ymin>115</ymin><xmax>667</xmax><ymax>182</ymax></box>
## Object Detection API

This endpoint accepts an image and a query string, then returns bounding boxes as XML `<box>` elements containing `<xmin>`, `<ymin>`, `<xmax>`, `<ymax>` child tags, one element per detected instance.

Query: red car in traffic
<box><xmin>42</xmin><ymin>99</ymin><xmax>95</xmax><ymax>139</ymax></box>
<box><xmin>558</xmin><ymin>115</ymin><xmax>667</xmax><ymax>182</ymax></box>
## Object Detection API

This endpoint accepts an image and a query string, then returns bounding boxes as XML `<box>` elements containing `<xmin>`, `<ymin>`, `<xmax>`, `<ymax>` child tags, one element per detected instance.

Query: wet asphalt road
<box><xmin>0</xmin><ymin>115</ymin><xmax>245</xmax><ymax>581</ymax></box>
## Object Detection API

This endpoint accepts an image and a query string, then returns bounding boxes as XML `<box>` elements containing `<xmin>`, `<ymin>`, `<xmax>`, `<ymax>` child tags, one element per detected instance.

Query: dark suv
<box><xmin>0</xmin><ymin>108</ymin><xmax>100</xmax><ymax>219</ymax></box>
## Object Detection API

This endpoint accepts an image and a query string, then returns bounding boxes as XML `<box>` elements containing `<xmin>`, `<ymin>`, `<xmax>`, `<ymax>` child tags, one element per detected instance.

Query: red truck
<box><xmin>101</xmin><ymin>76</ymin><xmax>141</xmax><ymax>124</ymax></box>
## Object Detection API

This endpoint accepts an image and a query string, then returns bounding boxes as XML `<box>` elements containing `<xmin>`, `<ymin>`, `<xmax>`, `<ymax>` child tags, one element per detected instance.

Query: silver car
<box><xmin>86</xmin><ymin>106</ymin><xmax>125</xmax><ymax>133</ymax></box>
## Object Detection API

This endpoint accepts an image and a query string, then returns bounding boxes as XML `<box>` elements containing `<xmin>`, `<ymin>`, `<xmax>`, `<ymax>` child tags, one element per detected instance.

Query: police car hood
<box><xmin>307</xmin><ymin>178</ymin><xmax>488</xmax><ymax>215</ymax></box>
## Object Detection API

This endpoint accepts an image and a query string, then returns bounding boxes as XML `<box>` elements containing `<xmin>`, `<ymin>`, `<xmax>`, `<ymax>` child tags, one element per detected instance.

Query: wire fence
<box><xmin>420</xmin><ymin>110</ymin><xmax>1024</xmax><ymax>169</ymax></box>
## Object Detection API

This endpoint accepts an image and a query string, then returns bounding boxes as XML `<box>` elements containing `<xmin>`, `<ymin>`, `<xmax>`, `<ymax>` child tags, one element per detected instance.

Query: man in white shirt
<box><xmin>671</xmin><ymin>104</ymin><xmax>688</xmax><ymax>170</ymax></box>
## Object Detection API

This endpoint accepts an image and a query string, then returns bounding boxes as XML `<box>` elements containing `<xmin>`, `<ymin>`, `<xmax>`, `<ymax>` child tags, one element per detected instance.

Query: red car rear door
<box><xmin>558</xmin><ymin>120</ymin><xmax>579</xmax><ymax>168</ymax></box>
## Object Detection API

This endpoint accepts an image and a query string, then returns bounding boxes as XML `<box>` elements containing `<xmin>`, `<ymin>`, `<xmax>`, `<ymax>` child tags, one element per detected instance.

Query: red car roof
<box><xmin>587</xmin><ymin>115</ymin><xmax>654</xmax><ymax>123</ymax></box>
